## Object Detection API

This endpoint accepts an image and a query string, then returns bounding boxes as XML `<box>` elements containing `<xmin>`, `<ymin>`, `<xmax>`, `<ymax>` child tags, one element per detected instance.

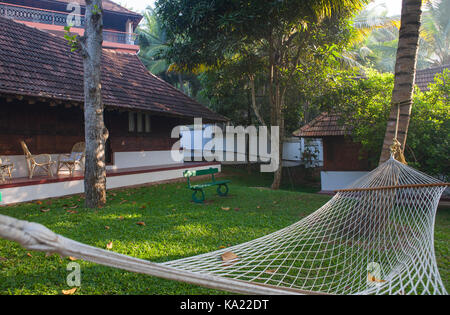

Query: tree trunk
<box><xmin>379</xmin><ymin>0</ymin><xmax>423</xmax><ymax>164</ymax></box>
<box><xmin>178</xmin><ymin>73</ymin><xmax>185</xmax><ymax>93</ymax></box>
<box><xmin>82</xmin><ymin>0</ymin><xmax>106</xmax><ymax>208</ymax></box>
<box><xmin>271</xmin><ymin>88</ymin><xmax>285</xmax><ymax>190</ymax></box>
<box><xmin>271</xmin><ymin>116</ymin><xmax>284</xmax><ymax>190</ymax></box>
<box><xmin>246</xmin><ymin>90</ymin><xmax>252</xmax><ymax>175</ymax></box>
<box><xmin>267</xmin><ymin>36</ymin><xmax>285</xmax><ymax>190</ymax></box>
<box><xmin>249</xmin><ymin>76</ymin><xmax>266</xmax><ymax>126</ymax></box>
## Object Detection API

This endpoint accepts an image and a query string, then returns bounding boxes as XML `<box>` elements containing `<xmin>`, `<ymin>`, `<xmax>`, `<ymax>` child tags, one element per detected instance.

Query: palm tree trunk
<box><xmin>82</xmin><ymin>0</ymin><xmax>107</xmax><ymax>208</ymax></box>
<box><xmin>379</xmin><ymin>0</ymin><xmax>423</xmax><ymax>164</ymax></box>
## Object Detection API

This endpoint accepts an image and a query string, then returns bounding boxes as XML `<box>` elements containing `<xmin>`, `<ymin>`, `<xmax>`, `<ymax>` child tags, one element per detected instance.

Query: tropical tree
<box><xmin>418</xmin><ymin>0</ymin><xmax>450</xmax><ymax>67</ymax></box>
<box><xmin>137</xmin><ymin>8</ymin><xmax>201</xmax><ymax>97</ymax></box>
<box><xmin>334</xmin><ymin>68</ymin><xmax>449</xmax><ymax>178</ymax></box>
<box><xmin>379</xmin><ymin>0</ymin><xmax>423</xmax><ymax>163</ymax></box>
<box><xmin>342</xmin><ymin>3</ymin><xmax>400</xmax><ymax>72</ymax></box>
<box><xmin>346</xmin><ymin>0</ymin><xmax>449</xmax><ymax>72</ymax></box>
<box><xmin>156</xmin><ymin>0</ymin><xmax>368</xmax><ymax>189</ymax></box>
<box><xmin>138</xmin><ymin>8</ymin><xmax>170</xmax><ymax>77</ymax></box>
<box><xmin>78</xmin><ymin>0</ymin><xmax>107</xmax><ymax>208</ymax></box>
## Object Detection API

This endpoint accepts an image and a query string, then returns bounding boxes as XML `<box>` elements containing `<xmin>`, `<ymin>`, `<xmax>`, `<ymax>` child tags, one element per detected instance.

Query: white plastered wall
<box><xmin>321</xmin><ymin>171</ymin><xmax>370</xmax><ymax>192</ymax></box>
<box><xmin>0</xmin><ymin>164</ymin><xmax>221</xmax><ymax>205</ymax></box>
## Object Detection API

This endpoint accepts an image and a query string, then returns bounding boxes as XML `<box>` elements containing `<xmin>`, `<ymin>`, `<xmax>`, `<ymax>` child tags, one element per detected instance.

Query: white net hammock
<box><xmin>0</xmin><ymin>156</ymin><xmax>448</xmax><ymax>295</ymax></box>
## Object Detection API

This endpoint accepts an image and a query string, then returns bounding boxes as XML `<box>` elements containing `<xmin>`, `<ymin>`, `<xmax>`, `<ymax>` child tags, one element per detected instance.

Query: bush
<box><xmin>334</xmin><ymin>68</ymin><xmax>449</xmax><ymax>179</ymax></box>
<box><xmin>407</xmin><ymin>70</ymin><xmax>449</xmax><ymax>179</ymax></box>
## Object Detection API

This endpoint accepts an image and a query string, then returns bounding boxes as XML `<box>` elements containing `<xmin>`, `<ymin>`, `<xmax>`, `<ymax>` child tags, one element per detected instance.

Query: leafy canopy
<box><xmin>332</xmin><ymin>69</ymin><xmax>449</xmax><ymax>178</ymax></box>
<box><xmin>155</xmin><ymin>0</ymin><xmax>367</xmax><ymax>70</ymax></box>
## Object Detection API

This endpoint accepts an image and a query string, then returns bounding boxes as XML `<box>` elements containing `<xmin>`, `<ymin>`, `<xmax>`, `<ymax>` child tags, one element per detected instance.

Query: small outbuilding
<box><xmin>293</xmin><ymin>113</ymin><xmax>370</xmax><ymax>194</ymax></box>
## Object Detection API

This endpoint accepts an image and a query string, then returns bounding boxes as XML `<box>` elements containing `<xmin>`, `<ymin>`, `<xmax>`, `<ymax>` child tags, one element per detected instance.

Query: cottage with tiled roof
<box><xmin>292</xmin><ymin>64</ymin><xmax>449</xmax><ymax>194</ymax></box>
<box><xmin>293</xmin><ymin>113</ymin><xmax>370</xmax><ymax>193</ymax></box>
<box><xmin>0</xmin><ymin>1</ymin><xmax>226</xmax><ymax>205</ymax></box>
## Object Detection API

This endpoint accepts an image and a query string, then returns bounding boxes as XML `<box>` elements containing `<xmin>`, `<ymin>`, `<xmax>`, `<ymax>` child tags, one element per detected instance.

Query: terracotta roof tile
<box><xmin>293</xmin><ymin>113</ymin><xmax>350</xmax><ymax>137</ymax></box>
<box><xmin>0</xmin><ymin>17</ymin><xmax>227</xmax><ymax>122</ymax></box>
<box><xmin>415</xmin><ymin>64</ymin><xmax>449</xmax><ymax>91</ymax></box>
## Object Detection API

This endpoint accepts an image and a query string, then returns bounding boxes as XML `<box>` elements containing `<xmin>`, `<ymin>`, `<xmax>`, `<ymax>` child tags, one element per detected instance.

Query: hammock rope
<box><xmin>0</xmin><ymin>156</ymin><xmax>448</xmax><ymax>295</ymax></box>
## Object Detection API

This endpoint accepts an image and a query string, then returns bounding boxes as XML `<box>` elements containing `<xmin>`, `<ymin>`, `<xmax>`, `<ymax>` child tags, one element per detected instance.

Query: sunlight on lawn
<box><xmin>0</xmin><ymin>169</ymin><xmax>448</xmax><ymax>295</ymax></box>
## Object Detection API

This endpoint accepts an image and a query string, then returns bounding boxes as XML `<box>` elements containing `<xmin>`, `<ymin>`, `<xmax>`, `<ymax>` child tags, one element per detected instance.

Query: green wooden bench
<box><xmin>183</xmin><ymin>168</ymin><xmax>231</xmax><ymax>203</ymax></box>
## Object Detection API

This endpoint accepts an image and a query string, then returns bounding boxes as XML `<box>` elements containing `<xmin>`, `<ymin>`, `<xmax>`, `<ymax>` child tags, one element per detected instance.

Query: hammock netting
<box><xmin>0</xmin><ymin>156</ymin><xmax>448</xmax><ymax>295</ymax></box>
<box><xmin>163</xmin><ymin>157</ymin><xmax>448</xmax><ymax>295</ymax></box>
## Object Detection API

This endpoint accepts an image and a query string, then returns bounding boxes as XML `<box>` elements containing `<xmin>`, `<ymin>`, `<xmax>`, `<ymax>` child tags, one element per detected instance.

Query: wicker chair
<box><xmin>0</xmin><ymin>156</ymin><xmax>14</xmax><ymax>182</ymax></box>
<box><xmin>57</xmin><ymin>142</ymin><xmax>86</xmax><ymax>176</ymax></box>
<box><xmin>20</xmin><ymin>141</ymin><xmax>55</xmax><ymax>179</ymax></box>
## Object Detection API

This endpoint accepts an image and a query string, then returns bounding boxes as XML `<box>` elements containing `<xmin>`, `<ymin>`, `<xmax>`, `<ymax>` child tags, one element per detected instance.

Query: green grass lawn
<box><xmin>0</xmin><ymin>166</ymin><xmax>448</xmax><ymax>295</ymax></box>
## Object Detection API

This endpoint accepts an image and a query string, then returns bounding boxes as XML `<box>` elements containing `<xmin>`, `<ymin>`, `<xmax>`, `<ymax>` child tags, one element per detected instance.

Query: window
<box><xmin>145</xmin><ymin>114</ymin><xmax>151</xmax><ymax>133</ymax></box>
<box><xmin>128</xmin><ymin>112</ymin><xmax>135</xmax><ymax>132</ymax></box>
<box><xmin>137</xmin><ymin>112</ymin><xmax>143</xmax><ymax>133</ymax></box>
<box><xmin>128</xmin><ymin>112</ymin><xmax>151</xmax><ymax>133</ymax></box>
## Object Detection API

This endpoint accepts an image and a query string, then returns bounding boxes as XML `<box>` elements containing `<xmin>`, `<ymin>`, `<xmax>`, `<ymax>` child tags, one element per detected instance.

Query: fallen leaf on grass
<box><xmin>36</xmin><ymin>201</ymin><xmax>43</xmax><ymax>205</ymax></box>
<box><xmin>118</xmin><ymin>216</ymin><xmax>124</xmax><ymax>220</ymax></box>
<box><xmin>119</xmin><ymin>200</ymin><xmax>127</xmax><ymax>205</ymax></box>
<box><xmin>0</xmin><ymin>257</ymin><xmax>7</xmax><ymax>261</ymax></box>
<box><xmin>221</xmin><ymin>251</ymin><xmax>238</xmax><ymax>262</ymax></box>
<box><xmin>234</xmin><ymin>208</ymin><xmax>240</xmax><ymax>211</ymax></box>
<box><xmin>67</xmin><ymin>210</ymin><xmax>78</xmax><ymax>214</ymax></box>
<box><xmin>27</xmin><ymin>253</ymin><xmax>33</xmax><ymax>257</ymax></box>
<box><xmin>68</xmin><ymin>257</ymin><xmax>77</xmax><ymax>261</ymax></box>
<box><xmin>62</xmin><ymin>288</ymin><xmax>77</xmax><ymax>295</ymax></box>
<box><xmin>40</xmin><ymin>209</ymin><xmax>50</xmax><ymax>213</ymax></box>
<box><xmin>105</xmin><ymin>226</ymin><xmax>110</xmax><ymax>230</ymax></box>
<box><xmin>264</xmin><ymin>269</ymin><xmax>277</xmax><ymax>274</ymax></box>
<box><xmin>221</xmin><ymin>207</ymin><xmax>230</xmax><ymax>211</ymax></box>
<box><xmin>106</xmin><ymin>242</ymin><xmax>113</xmax><ymax>250</ymax></box>
<box><xmin>136</xmin><ymin>221</ymin><xmax>146</xmax><ymax>226</ymax></box>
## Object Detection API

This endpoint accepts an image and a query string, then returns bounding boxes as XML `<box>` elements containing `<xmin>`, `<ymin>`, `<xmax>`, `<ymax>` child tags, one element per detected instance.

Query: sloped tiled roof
<box><xmin>415</xmin><ymin>64</ymin><xmax>450</xmax><ymax>91</ymax></box>
<box><xmin>0</xmin><ymin>17</ymin><xmax>227</xmax><ymax>122</ymax></box>
<box><xmin>293</xmin><ymin>113</ymin><xmax>350</xmax><ymax>138</ymax></box>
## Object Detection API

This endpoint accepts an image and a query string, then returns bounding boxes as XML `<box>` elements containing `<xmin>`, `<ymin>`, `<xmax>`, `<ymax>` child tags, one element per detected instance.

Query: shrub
<box><xmin>335</xmin><ymin>68</ymin><xmax>449</xmax><ymax>179</ymax></box>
